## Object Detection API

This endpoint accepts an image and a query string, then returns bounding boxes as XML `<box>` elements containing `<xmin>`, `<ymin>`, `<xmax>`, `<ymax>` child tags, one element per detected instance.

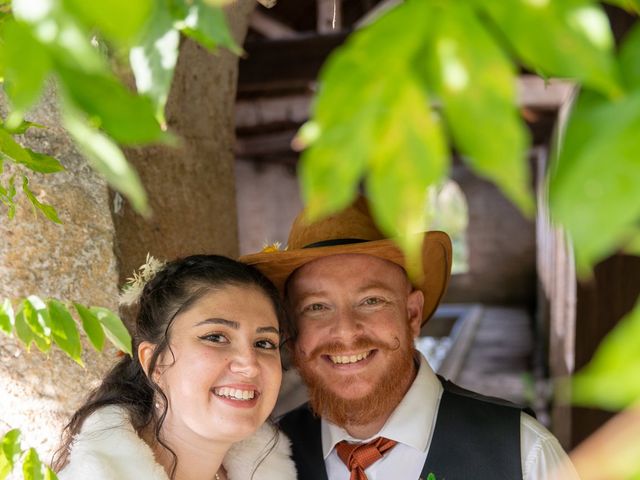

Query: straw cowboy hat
<box><xmin>240</xmin><ymin>196</ymin><xmax>452</xmax><ymax>325</ymax></box>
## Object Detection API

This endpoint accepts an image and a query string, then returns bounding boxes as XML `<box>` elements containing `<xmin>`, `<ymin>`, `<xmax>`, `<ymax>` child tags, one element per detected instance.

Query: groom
<box><xmin>241</xmin><ymin>196</ymin><xmax>577</xmax><ymax>480</ymax></box>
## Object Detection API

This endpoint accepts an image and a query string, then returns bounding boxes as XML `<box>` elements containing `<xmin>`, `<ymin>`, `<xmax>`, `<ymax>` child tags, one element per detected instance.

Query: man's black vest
<box><xmin>279</xmin><ymin>378</ymin><xmax>525</xmax><ymax>480</ymax></box>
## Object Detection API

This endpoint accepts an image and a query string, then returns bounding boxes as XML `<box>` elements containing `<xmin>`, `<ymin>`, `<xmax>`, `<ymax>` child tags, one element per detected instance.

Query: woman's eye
<box><xmin>255</xmin><ymin>339</ymin><xmax>278</xmax><ymax>350</ymax></box>
<box><xmin>200</xmin><ymin>333</ymin><xmax>229</xmax><ymax>344</ymax></box>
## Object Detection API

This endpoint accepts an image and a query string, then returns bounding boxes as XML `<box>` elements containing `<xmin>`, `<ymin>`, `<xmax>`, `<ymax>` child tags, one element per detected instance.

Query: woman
<box><xmin>54</xmin><ymin>254</ymin><xmax>297</xmax><ymax>480</ymax></box>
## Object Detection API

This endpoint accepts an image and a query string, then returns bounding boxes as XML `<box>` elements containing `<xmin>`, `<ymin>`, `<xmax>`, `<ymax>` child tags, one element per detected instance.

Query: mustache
<box><xmin>299</xmin><ymin>335</ymin><xmax>401</xmax><ymax>361</ymax></box>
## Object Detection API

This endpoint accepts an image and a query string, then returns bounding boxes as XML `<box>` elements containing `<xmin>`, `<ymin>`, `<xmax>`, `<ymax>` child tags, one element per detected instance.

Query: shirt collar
<box><xmin>321</xmin><ymin>353</ymin><xmax>443</xmax><ymax>458</ymax></box>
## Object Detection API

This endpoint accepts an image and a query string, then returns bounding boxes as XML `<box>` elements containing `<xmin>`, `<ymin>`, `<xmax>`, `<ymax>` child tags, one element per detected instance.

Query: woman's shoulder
<box><xmin>58</xmin><ymin>406</ymin><xmax>168</xmax><ymax>480</ymax></box>
<box><xmin>224</xmin><ymin>422</ymin><xmax>297</xmax><ymax>480</ymax></box>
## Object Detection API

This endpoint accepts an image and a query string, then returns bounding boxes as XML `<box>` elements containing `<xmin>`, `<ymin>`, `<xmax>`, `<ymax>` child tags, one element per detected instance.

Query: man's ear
<box><xmin>407</xmin><ymin>289</ymin><xmax>424</xmax><ymax>338</ymax></box>
<box><xmin>138</xmin><ymin>341</ymin><xmax>157</xmax><ymax>378</ymax></box>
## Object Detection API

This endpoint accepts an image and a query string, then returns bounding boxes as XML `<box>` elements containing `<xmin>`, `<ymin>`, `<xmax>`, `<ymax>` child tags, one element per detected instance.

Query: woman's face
<box><xmin>148</xmin><ymin>284</ymin><xmax>282</xmax><ymax>445</ymax></box>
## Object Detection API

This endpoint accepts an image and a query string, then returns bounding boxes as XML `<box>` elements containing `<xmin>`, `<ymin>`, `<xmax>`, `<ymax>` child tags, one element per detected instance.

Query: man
<box><xmin>241</xmin><ymin>196</ymin><xmax>578</xmax><ymax>480</ymax></box>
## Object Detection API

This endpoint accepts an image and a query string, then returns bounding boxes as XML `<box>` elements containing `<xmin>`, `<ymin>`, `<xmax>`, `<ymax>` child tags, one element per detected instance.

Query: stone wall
<box><xmin>0</xmin><ymin>89</ymin><xmax>119</xmax><ymax>457</ymax></box>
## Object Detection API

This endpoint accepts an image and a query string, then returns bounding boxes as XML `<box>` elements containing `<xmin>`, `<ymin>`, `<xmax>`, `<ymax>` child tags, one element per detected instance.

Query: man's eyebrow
<box><xmin>195</xmin><ymin>318</ymin><xmax>239</xmax><ymax>328</ymax></box>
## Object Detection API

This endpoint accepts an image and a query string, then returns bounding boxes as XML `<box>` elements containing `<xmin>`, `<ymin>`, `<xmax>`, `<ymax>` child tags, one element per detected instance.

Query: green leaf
<box><xmin>0</xmin><ymin>429</ymin><xmax>22</xmax><ymax>477</ymax></box>
<box><xmin>300</xmin><ymin>0</ymin><xmax>430</xmax><ymax>220</ymax></box>
<box><xmin>423</xmin><ymin>4</ymin><xmax>533</xmax><ymax>216</ymax></box>
<box><xmin>22</xmin><ymin>448</ymin><xmax>43</xmax><ymax>480</ymax></box>
<box><xmin>0</xmin><ymin>129</ymin><xmax>64</xmax><ymax>174</ymax></box>
<box><xmin>90</xmin><ymin>307</ymin><xmax>132</xmax><ymax>355</ymax></box>
<box><xmin>0</xmin><ymin>299</ymin><xmax>14</xmax><ymax>334</ymax></box>
<box><xmin>57</xmin><ymin>66</ymin><xmax>168</xmax><ymax>146</ymax></box>
<box><xmin>427</xmin><ymin>474</ymin><xmax>437</xmax><ymax>480</ymax></box>
<box><xmin>479</xmin><ymin>0</ymin><xmax>622</xmax><ymax>98</ymax></box>
<box><xmin>47</xmin><ymin>300</ymin><xmax>83</xmax><ymax>366</ymax></box>
<box><xmin>619</xmin><ymin>23</ymin><xmax>640</xmax><ymax>91</ymax></box>
<box><xmin>74</xmin><ymin>302</ymin><xmax>105</xmax><ymax>352</ymax></box>
<box><xmin>130</xmin><ymin>0</ymin><xmax>180</xmax><ymax>124</ymax></box>
<box><xmin>573</xmin><ymin>300</ymin><xmax>640</xmax><ymax>409</ymax></box>
<box><xmin>44</xmin><ymin>467</ymin><xmax>59</xmax><ymax>480</ymax></box>
<box><xmin>14</xmin><ymin>304</ymin><xmax>35</xmax><ymax>350</ymax></box>
<box><xmin>24</xmin><ymin>296</ymin><xmax>52</xmax><ymax>353</ymax></box>
<box><xmin>22</xmin><ymin>176</ymin><xmax>63</xmax><ymax>224</ymax></box>
<box><xmin>175</xmin><ymin>0</ymin><xmax>242</xmax><ymax>55</ymax></box>
<box><xmin>0</xmin><ymin>20</ymin><xmax>51</xmax><ymax>124</ymax></box>
<box><xmin>3</xmin><ymin>120</ymin><xmax>46</xmax><ymax>135</ymax></box>
<box><xmin>549</xmin><ymin>90</ymin><xmax>640</xmax><ymax>274</ymax></box>
<box><xmin>61</xmin><ymin>102</ymin><xmax>149</xmax><ymax>216</ymax></box>
<box><xmin>62</xmin><ymin>0</ymin><xmax>153</xmax><ymax>44</ymax></box>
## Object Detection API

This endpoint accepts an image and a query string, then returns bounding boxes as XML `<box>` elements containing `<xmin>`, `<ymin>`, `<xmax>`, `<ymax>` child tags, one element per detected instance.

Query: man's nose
<box><xmin>229</xmin><ymin>345</ymin><xmax>260</xmax><ymax>377</ymax></box>
<box><xmin>329</xmin><ymin>309</ymin><xmax>363</xmax><ymax>338</ymax></box>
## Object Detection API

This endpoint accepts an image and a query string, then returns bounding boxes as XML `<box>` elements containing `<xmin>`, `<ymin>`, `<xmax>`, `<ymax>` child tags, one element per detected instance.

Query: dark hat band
<box><xmin>303</xmin><ymin>238</ymin><xmax>368</xmax><ymax>249</ymax></box>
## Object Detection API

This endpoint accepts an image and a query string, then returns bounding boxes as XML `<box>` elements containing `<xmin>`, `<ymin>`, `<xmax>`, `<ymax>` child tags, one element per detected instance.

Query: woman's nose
<box><xmin>229</xmin><ymin>346</ymin><xmax>260</xmax><ymax>377</ymax></box>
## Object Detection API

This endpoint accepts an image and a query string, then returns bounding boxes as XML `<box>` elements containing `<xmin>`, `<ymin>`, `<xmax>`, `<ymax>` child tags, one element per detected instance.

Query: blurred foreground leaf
<box><xmin>573</xmin><ymin>300</ymin><xmax>640</xmax><ymax>410</ymax></box>
<box><xmin>90</xmin><ymin>307</ymin><xmax>133</xmax><ymax>356</ymax></box>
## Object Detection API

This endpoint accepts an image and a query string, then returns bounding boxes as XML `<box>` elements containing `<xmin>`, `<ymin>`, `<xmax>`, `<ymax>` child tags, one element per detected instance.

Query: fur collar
<box><xmin>59</xmin><ymin>406</ymin><xmax>296</xmax><ymax>480</ymax></box>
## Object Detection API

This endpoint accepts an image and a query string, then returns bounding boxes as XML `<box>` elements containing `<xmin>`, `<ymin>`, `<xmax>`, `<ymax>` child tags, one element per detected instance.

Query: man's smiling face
<box><xmin>288</xmin><ymin>253</ymin><xmax>424</xmax><ymax>429</ymax></box>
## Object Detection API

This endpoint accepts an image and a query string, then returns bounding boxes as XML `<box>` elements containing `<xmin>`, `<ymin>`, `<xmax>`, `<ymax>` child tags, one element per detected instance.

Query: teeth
<box><xmin>329</xmin><ymin>351</ymin><xmax>371</xmax><ymax>364</ymax></box>
<box><xmin>213</xmin><ymin>387</ymin><xmax>256</xmax><ymax>400</ymax></box>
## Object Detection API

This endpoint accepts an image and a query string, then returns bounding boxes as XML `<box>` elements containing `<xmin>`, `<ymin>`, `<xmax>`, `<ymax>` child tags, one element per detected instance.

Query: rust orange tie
<box><xmin>335</xmin><ymin>437</ymin><xmax>398</xmax><ymax>480</ymax></box>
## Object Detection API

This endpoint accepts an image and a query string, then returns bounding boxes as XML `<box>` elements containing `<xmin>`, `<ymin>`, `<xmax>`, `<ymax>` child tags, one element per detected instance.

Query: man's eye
<box><xmin>304</xmin><ymin>303</ymin><xmax>326</xmax><ymax>313</ymax></box>
<box><xmin>199</xmin><ymin>333</ymin><xmax>228</xmax><ymax>343</ymax></box>
<box><xmin>255</xmin><ymin>339</ymin><xmax>278</xmax><ymax>350</ymax></box>
<box><xmin>362</xmin><ymin>297</ymin><xmax>384</xmax><ymax>306</ymax></box>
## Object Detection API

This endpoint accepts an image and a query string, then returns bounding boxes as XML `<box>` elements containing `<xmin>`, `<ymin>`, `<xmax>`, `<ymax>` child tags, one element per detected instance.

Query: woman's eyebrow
<box><xmin>195</xmin><ymin>318</ymin><xmax>239</xmax><ymax>328</ymax></box>
<box><xmin>257</xmin><ymin>326</ymin><xmax>280</xmax><ymax>335</ymax></box>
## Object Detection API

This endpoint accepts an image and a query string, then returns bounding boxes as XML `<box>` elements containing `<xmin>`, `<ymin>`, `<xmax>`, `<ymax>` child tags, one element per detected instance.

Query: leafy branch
<box><xmin>1</xmin><ymin>429</ymin><xmax>58</xmax><ymax>480</ymax></box>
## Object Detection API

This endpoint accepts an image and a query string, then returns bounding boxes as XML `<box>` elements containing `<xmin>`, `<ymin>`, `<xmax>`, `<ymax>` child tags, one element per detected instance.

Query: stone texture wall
<box><xmin>0</xmin><ymin>89</ymin><xmax>119</xmax><ymax>457</ymax></box>
<box><xmin>114</xmin><ymin>1</ymin><xmax>256</xmax><ymax>283</ymax></box>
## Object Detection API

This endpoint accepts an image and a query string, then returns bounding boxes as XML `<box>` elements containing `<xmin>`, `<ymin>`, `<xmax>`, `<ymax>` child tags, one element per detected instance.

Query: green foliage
<box><xmin>0</xmin><ymin>431</ymin><xmax>58</xmax><ymax>480</ymax></box>
<box><xmin>0</xmin><ymin>0</ymin><xmax>240</xmax><ymax>220</ymax></box>
<box><xmin>572</xmin><ymin>301</ymin><xmax>640</xmax><ymax>409</ymax></box>
<box><xmin>0</xmin><ymin>296</ymin><xmax>132</xmax><ymax>359</ymax></box>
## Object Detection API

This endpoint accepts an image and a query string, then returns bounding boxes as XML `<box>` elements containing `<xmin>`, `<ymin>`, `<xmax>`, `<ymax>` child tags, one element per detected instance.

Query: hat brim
<box><xmin>240</xmin><ymin>231</ymin><xmax>452</xmax><ymax>325</ymax></box>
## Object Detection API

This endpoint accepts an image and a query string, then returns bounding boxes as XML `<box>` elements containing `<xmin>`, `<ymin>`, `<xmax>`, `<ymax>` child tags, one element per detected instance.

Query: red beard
<box><xmin>293</xmin><ymin>326</ymin><xmax>416</xmax><ymax>429</ymax></box>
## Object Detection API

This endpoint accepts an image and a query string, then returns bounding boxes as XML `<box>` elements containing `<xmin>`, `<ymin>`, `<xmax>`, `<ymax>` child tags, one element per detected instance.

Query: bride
<box><xmin>54</xmin><ymin>254</ymin><xmax>297</xmax><ymax>480</ymax></box>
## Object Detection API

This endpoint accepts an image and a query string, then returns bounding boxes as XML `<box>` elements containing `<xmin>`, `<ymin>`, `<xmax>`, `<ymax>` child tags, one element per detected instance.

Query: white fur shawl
<box><xmin>58</xmin><ymin>406</ymin><xmax>297</xmax><ymax>480</ymax></box>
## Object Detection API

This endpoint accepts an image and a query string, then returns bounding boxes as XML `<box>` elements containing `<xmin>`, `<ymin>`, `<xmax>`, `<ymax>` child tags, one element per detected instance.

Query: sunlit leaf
<box><xmin>365</xmin><ymin>73</ymin><xmax>448</xmax><ymax>279</ymax></box>
<box><xmin>47</xmin><ymin>300</ymin><xmax>83</xmax><ymax>366</ymax></box>
<box><xmin>479</xmin><ymin>0</ymin><xmax>622</xmax><ymax>98</ymax></box>
<box><xmin>424</xmin><ymin>4</ymin><xmax>533</xmax><ymax>216</ymax></box>
<box><xmin>549</xmin><ymin>90</ymin><xmax>640</xmax><ymax>274</ymax></box>
<box><xmin>14</xmin><ymin>304</ymin><xmax>35</xmax><ymax>350</ymax></box>
<box><xmin>573</xmin><ymin>300</ymin><xmax>640</xmax><ymax>409</ymax></box>
<box><xmin>0</xmin><ymin>20</ymin><xmax>51</xmax><ymax>124</ymax></box>
<box><xmin>24</xmin><ymin>296</ymin><xmax>52</xmax><ymax>353</ymax></box>
<box><xmin>175</xmin><ymin>0</ymin><xmax>242</xmax><ymax>55</ymax></box>
<box><xmin>74</xmin><ymin>302</ymin><xmax>105</xmax><ymax>352</ymax></box>
<box><xmin>22</xmin><ymin>151</ymin><xmax>65</xmax><ymax>174</ymax></box>
<box><xmin>57</xmin><ymin>66</ymin><xmax>168</xmax><ymax>146</ymax></box>
<box><xmin>1</xmin><ymin>429</ymin><xmax>21</xmax><ymax>476</ymax></box>
<box><xmin>130</xmin><ymin>0</ymin><xmax>180</xmax><ymax>124</ymax></box>
<box><xmin>22</xmin><ymin>176</ymin><xmax>62</xmax><ymax>224</ymax></box>
<box><xmin>619</xmin><ymin>23</ymin><xmax>640</xmax><ymax>91</ymax></box>
<box><xmin>22</xmin><ymin>448</ymin><xmax>43</xmax><ymax>480</ymax></box>
<box><xmin>0</xmin><ymin>299</ymin><xmax>14</xmax><ymax>334</ymax></box>
<box><xmin>90</xmin><ymin>306</ymin><xmax>132</xmax><ymax>355</ymax></box>
<box><xmin>62</xmin><ymin>0</ymin><xmax>153</xmax><ymax>44</ymax></box>
<box><xmin>44</xmin><ymin>467</ymin><xmax>59</xmax><ymax>480</ymax></box>
<box><xmin>0</xmin><ymin>128</ymin><xmax>65</xmax><ymax>173</ymax></box>
<box><xmin>61</xmin><ymin>102</ymin><xmax>149</xmax><ymax>216</ymax></box>
<box><xmin>301</xmin><ymin>0</ymin><xmax>429</xmax><ymax>220</ymax></box>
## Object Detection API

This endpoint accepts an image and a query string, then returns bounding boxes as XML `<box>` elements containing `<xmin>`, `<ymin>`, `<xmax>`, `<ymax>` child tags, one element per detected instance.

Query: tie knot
<box><xmin>335</xmin><ymin>437</ymin><xmax>397</xmax><ymax>480</ymax></box>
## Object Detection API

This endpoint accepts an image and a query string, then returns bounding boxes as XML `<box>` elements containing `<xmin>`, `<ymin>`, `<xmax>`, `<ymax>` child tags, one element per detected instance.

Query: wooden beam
<box><xmin>249</xmin><ymin>10</ymin><xmax>299</xmax><ymax>39</ymax></box>
<box><xmin>317</xmin><ymin>0</ymin><xmax>342</xmax><ymax>33</ymax></box>
<box><xmin>236</xmin><ymin>94</ymin><xmax>311</xmax><ymax>129</ymax></box>
<box><xmin>235</xmin><ymin>130</ymin><xmax>298</xmax><ymax>157</ymax></box>
<box><xmin>518</xmin><ymin>75</ymin><xmax>576</xmax><ymax>110</ymax></box>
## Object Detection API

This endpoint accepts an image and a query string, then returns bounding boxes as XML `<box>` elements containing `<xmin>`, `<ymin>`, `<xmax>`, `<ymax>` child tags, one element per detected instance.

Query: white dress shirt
<box><xmin>322</xmin><ymin>354</ymin><xmax>579</xmax><ymax>480</ymax></box>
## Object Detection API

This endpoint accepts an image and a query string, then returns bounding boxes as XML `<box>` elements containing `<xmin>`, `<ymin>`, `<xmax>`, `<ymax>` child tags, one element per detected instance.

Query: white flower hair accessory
<box><xmin>119</xmin><ymin>254</ymin><xmax>167</xmax><ymax>307</ymax></box>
